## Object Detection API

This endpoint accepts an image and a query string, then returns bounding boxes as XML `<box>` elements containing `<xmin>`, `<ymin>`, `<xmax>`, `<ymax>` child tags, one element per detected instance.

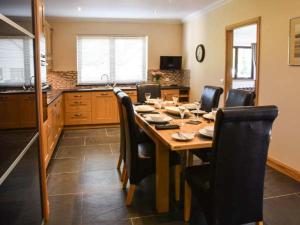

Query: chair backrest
<box><xmin>136</xmin><ymin>84</ymin><xmax>161</xmax><ymax>103</ymax></box>
<box><xmin>118</xmin><ymin>91</ymin><xmax>140</xmax><ymax>181</ymax></box>
<box><xmin>200</xmin><ymin>86</ymin><xmax>223</xmax><ymax>112</ymax></box>
<box><xmin>114</xmin><ymin>88</ymin><xmax>126</xmax><ymax>160</ymax></box>
<box><xmin>209</xmin><ymin>106</ymin><xmax>278</xmax><ymax>225</ymax></box>
<box><xmin>225</xmin><ymin>89</ymin><xmax>256</xmax><ymax>107</ymax></box>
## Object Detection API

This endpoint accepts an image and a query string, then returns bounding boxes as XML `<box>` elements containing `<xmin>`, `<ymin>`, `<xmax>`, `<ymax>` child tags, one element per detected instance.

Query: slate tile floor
<box><xmin>46</xmin><ymin>128</ymin><xmax>300</xmax><ymax>225</ymax></box>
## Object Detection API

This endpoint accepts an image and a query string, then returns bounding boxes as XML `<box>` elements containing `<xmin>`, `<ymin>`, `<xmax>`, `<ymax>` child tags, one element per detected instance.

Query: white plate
<box><xmin>165</xmin><ymin>106</ymin><xmax>189</xmax><ymax>115</ymax></box>
<box><xmin>199</xmin><ymin>129</ymin><xmax>213</xmax><ymax>138</ymax></box>
<box><xmin>203</xmin><ymin>113</ymin><xmax>215</xmax><ymax>120</ymax></box>
<box><xmin>135</xmin><ymin>105</ymin><xmax>155</xmax><ymax>112</ymax></box>
<box><xmin>144</xmin><ymin>115</ymin><xmax>172</xmax><ymax>123</ymax></box>
<box><xmin>190</xmin><ymin>109</ymin><xmax>206</xmax><ymax>115</ymax></box>
<box><xmin>171</xmin><ymin>132</ymin><xmax>195</xmax><ymax>141</ymax></box>
<box><xmin>182</xmin><ymin>103</ymin><xmax>197</xmax><ymax>110</ymax></box>
<box><xmin>145</xmin><ymin>99</ymin><xmax>158</xmax><ymax>105</ymax></box>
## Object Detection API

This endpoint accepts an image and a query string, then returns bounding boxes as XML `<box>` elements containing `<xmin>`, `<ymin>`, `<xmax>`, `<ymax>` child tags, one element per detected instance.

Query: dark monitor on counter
<box><xmin>160</xmin><ymin>56</ymin><xmax>182</xmax><ymax>70</ymax></box>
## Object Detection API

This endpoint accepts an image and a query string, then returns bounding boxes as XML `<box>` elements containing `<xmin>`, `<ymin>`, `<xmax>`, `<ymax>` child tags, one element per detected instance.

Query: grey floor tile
<box><xmin>63</xmin><ymin>128</ymin><xmax>107</xmax><ymax>138</ymax></box>
<box><xmin>80</xmin><ymin>170</ymin><xmax>121</xmax><ymax>193</ymax></box>
<box><xmin>106</xmin><ymin>127</ymin><xmax>120</xmax><ymax>136</ymax></box>
<box><xmin>86</xmin><ymin>136</ymin><xmax>119</xmax><ymax>145</ymax></box>
<box><xmin>60</xmin><ymin>136</ymin><xmax>85</xmax><ymax>147</ymax></box>
<box><xmin>111</xmin><ymin>143</ymin><xmax>121</xmax><ymax>154</ymax></box>
<box><xmin>82</xmin><ymin>154</ymin><xmax>118</xmax><ymax>171</ymax></box>
<box><xmin>263</xmin><ymin>194</ymin><xmax>300</xmax><ymax>225</ymax></box>
<box><xmin>264</xmin><ymin>167</ymin><xmax>300</xmax><ymax>198</ymax></box>
<box><xmin>48</xmin><ymin>158</ymin><xmax>82</xmax><ymax>174</ymax></box>
<box><xmin>84</xmin><ymin>144</ymin><xmax>112</xmax><ymax>155</ymax></box>
<box><xmin>132</xmin><ymin>213</ymin><xmax>185</xmax><ymax>225</ymax></box>
<box><xmin>46</xmin><ymin>194</ymin><xmax>82</xmax><ymax>225</ymax></box>
<box><xmin>55</xmin><ymin>146</ymin><xmax>85</xmax><ymax>159</ymax></box>
<box><xmin>48</xmin><ymin>172</ymin><xmax>82</xmax><ymax>195</ymax></box>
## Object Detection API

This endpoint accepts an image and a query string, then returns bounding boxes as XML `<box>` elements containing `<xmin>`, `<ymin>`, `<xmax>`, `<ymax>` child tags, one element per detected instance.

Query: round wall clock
<box><xmin>195</xmin><ymin>44</ymin><xmax>205</xmax><ymax>63</ymax></box>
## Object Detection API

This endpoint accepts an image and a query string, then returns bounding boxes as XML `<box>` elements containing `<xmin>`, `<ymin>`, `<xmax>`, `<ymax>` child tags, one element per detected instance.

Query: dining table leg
<box><xmin>155</xmin><ymin>139</ymin><xmax>170</xmax><ymax>213</ymax></box>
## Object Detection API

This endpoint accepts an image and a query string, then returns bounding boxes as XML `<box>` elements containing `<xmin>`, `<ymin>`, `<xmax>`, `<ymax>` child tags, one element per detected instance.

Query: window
<box><xmin>77</xmin><ymin>36</ymin><xmax>148</xmax><ymax>84</ymax></box>
<box><xmin>0</xmin><ymin>37</ymin><xmax>34</xmax><ymax>87</ymax></box>
<box><xmin>232</xmin><ymin>46</ymin><xmax>254</xmax><ymax>79</ymax></box>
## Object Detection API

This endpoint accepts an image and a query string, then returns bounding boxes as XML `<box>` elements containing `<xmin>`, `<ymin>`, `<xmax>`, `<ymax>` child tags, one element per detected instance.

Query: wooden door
<box><xmin>92</xmin><ymin>92</ymin><xmax>119</xmax><ymax>124</ymax></box>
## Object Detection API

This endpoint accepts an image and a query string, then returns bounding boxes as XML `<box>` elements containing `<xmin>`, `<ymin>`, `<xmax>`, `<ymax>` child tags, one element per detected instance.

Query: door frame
<box><xmin>225</xmin><ymin>17</ymin><xmax>261</xmax><ymax>105</ymax></box>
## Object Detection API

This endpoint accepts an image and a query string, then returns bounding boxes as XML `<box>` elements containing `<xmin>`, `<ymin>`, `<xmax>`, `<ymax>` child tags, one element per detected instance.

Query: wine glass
<box><xmin>172</xmin><ymin>95</ymin><xmax>179</xmax><ymax>105</ymax></box>
<box><xmin>156</xmin><ymin>98</ymin><xmax>163</xmax><ymax>109</ymax></box>
<box><xmin>178</xmin><ymin>106</ymin><xmax>186</xmax><ymax>127</ymax></box>
<box><xmin>145</xmin><ymin>93</ymin><xmax>151</xmax><ymax>102</ymax></box>
<box><xmin>194</xmin><ymin>101</ymin><xmax>201</xmax><ymax>120</ymax></box>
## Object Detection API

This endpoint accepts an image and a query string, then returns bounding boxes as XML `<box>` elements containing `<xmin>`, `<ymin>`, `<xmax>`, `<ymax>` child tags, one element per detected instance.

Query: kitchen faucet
<box><xmin>101</xmin><ymin>74</ymin><xmax>111</xmax><ymax>88</ymax></box>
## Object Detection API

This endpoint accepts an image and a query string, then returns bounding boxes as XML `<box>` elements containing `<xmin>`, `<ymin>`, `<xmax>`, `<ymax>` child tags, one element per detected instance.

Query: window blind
<box><xmin>77</xmin><ymin>36</ymin><xmax>148</xmax><ymax>84</ymax></box>
<box><xmin>0</xmin><ymin>37</ymin><xmax>34</xmax><ymax>87</ymax></box>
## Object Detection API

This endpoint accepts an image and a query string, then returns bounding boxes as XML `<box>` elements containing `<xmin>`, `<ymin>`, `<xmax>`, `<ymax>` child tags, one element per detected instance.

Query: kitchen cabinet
<box><xmin>91</xmin><ymin>92</ymin><xmax>119</xmax><ymax>124</ymax></box>
<box><xmin>44</xmin><ymin>96</ymin><xmax>63</xmax><ymax>166</ymax></box>
<box><xmin>161</xmin><ymin>89</ymin><xmax>180</xmax><ymax>101</ymax></box>
<box><xmin>0</xmin><ymin>95</ymin><xmax>20</xmax><ymax>129</ymax></box>
<box><xmin>126</xmin><ymin>90</ymin><xmax>137</xmax><ymax>103</ymax></box>
<box><xmin>65</xmin><ymin>92</ymin><xmax>92</xmax><ymax>125</ymax></box>
<box><xmin>20</xmin><ymin>94</ymin><xmax>37</xmax><ymax>128</ymax></box>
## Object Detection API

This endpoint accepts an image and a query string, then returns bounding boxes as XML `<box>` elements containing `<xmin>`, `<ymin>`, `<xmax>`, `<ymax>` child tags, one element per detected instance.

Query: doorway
<box><xmin>225</xmin><ymin>17</ymin><xmax>261</xmax><ymax>105</ymax></box>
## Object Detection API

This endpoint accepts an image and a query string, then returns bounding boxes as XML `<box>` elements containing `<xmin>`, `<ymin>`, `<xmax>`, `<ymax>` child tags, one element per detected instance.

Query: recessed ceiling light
<box><xmin>77</xmin><ymin>6</ymin><xmax>82</xmax><ymax>12</ymax></box>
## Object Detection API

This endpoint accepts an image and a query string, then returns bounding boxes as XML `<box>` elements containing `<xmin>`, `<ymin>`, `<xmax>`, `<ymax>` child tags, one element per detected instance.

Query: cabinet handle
<box><xmin>97</xmin><ymin>93</ymin><xmax>109</xmax><ymax>96</ymax></box>
<box><xmin>74</xmin><ymin>114</ymin><xmax>82</xmax><ymax>117</ymax></box>
<box><xmin>74</xmin><ymin>95</ymin><xmax>82</xmax><ymax>97</ymax></box>
<box><xmin>74</xmin><ymin>101</ymin><xmax>82</xmax><ymax>104</ymax></box>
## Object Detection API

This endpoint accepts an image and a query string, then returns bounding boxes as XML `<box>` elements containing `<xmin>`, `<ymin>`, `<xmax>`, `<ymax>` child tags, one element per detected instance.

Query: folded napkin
<box><xmin>140</xmin><ymin>111</ymin><xmax>160</xmax><ymax>116</ymax></box>
<box><xmin>155</xmin><ymin>124</ymin><xmax>180</xmax><ymax>130</ymax></box>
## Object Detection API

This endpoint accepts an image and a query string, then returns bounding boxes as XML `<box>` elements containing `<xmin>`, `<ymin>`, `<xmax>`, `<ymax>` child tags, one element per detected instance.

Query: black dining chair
<box><xmin>118</xmin><ymin>91</ymin><xmax>182</xmax><ymax>205</ymax></box>
<box><xmin>184</xmin><ymin>106</ymin><xmax>278</xmax><ymax>225</ymax></box>
<box><xmin>225</xmin><ymin>89</ymin><xmax>256</xmax><ymax>107</ymax></box>
<box><xmin>136</xmin><ymin>84</ymin><xmax>161</xmax><ymax>103</ymax></box>
<box><xmin>113</xmin><ymin>87</ymin><xmax>126</xmax><ymax>176</ymax></box>
<box><xmin>114</xmin><ymin>88</ymin><xmax>152</xmax><ymax>184</ymax></box>
<box><xmin>200</xmin><ymin>86</ymin><xmax>223</xmax><ymax>112</ymax></box>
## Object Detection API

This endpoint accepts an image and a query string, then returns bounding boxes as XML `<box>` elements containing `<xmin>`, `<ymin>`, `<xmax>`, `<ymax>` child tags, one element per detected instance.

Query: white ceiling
<box><xmin>44</xmin><ymin>0</ymin><xmax>222</xmax><ymax>21</ymax></box>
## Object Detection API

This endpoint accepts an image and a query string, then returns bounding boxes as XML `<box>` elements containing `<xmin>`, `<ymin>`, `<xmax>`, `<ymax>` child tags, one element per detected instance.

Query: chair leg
<box><xmin>122</xmin><ymin>169</ymin><xmax>128</xmax><ymax>189</ymax></box>
<box><xmin>175</xmin><ymin>165</ymin><xmax>181</xmax><ymax>201</ymax></box>
<box><xmin>256</xmin><ymin>222</ymin><xmax>263</xmax><ymax>225</ymax></box>
<box><xmin>120</xmin><ymin>163</ymin><xmax>126</xmax><ymax>182</ymax></box>
<box><xmin>117</xmin><ymin>154</ymin><xmax>122</xmax><ymax>171</ymax></box>
<box><xmin>126</xmin><ymin>184</ymin><xmax>136</xmax><ymax>206</ymax></box>
<box><xmin>184</xmin><ymin>181</ymin><xmax>192</xmax><ymax>222</ymax></box>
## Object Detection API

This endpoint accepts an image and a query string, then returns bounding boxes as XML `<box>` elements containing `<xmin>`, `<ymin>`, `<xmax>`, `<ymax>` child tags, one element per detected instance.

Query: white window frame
<box><xmin>77</xmin><ymin>35</ymin><xmax>148</xmax><ymax>85</ymax></box>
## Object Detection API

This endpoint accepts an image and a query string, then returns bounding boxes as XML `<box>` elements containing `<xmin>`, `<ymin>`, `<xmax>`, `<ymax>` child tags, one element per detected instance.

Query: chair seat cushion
<box><xmin>192</xmin><ymin>148</ymin><xmax>212</xmax><ymax>162</ymax></box>
<box><xmin>138</xmin><ymin>141</ymin><xmax>155</xmax><ymax>159</ymax></box>
<box><xmin>185</xmin><ymin>164</ymin><xmax>211</xmax><ymax>206</ymax></box>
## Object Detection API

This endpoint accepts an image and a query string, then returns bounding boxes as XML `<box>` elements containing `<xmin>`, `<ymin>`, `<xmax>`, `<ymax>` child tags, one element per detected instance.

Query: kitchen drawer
<box><xmin>65</xmin><ymin>99</ymin><xmax>91</xmax><ymax>112</ymax></box>
<box><xmin>65</xmin><ymin>111</ymin><xmax>92</xmax><ymax>125</ymax></box>
<box><xmin>65</xmin><ymin>92</ymin><xmax>91</xmax><ymax>101</ymax></box>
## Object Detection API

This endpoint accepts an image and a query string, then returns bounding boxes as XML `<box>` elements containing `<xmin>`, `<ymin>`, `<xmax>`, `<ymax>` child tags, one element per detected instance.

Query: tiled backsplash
<box><xmin>47</xmin><ymin>70</ymin><xmax>190</xmax><ymax>89</ymax></box>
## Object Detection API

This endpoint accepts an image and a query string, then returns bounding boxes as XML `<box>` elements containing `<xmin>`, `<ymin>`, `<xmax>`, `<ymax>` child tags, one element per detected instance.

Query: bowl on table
<box><xmin>135</xmin><ymin>105</ymin><xmax>155</xmax><ymax>113</ymax></box>
<box><xmin>199</xmin><ymin>126</ymin><xmax>214</xmax><ymax>138</ymax></box>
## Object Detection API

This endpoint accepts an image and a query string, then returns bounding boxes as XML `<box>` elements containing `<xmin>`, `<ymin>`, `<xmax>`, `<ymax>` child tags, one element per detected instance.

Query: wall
<box><xmin>49</xmin><ymin>20</ymin><xmax>183</xmax><ymax>71</ymax></box>
<box><xmin>183</xmin><ymin>0</ymin><xmax>300</xmax><ymax>171</ymax></box>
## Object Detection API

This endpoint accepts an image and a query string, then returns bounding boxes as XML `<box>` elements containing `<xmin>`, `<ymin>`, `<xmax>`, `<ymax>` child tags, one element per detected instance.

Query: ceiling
<box><xmin>44</xmin><ymin>0</ymin><xmax>222</xmax><ymax>21</ymax></box>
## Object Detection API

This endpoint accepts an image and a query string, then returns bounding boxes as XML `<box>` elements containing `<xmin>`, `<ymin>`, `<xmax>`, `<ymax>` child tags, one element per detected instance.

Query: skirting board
<box><xmin>267</xmin><ymin>157</ymin><xmax>300</xmax><ymax>182</ymax></box>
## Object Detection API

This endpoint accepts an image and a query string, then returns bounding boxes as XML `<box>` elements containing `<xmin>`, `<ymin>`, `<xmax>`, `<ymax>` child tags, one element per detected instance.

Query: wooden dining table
<box><xmin>135</xmin><ymin>108</ymin><xmax>214</xmax><ymax>213</ymax></box>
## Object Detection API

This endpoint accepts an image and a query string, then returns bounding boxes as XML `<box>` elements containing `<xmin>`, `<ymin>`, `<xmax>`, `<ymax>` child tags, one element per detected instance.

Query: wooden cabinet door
<box><xmin>0</xmin><ymin>95</ymin><xmax>20</xmax><ymax>129</ymax></box>
<box><xmin>47</xmin><ymin>105</ymin><xmax>55</xmax><ymax>155</ymax></box>
<box><xmin>126</xmin><ymin>91</ymin><xmax>137</xmax><ymax>103</ymax></box>
<box><xmin>92</xmin><ymin>92</ymin><xmax>119</xmax><ymax>124</ymax></box>
<box><xmin>20</xmin><ymin>94</ymin><xmax>36</xmax><ymax>128</ymax></box>
<box><xmin>161</xmin><ymin>90</ymin><xmax>180</xmax><ymax>101</ymax></box>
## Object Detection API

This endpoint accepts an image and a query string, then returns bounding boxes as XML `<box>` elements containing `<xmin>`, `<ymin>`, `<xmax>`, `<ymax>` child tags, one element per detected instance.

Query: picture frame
<box><xmin>289</xmin><ymin>17</ymin><xmax>300</xmax><ymax>65</ymax></box>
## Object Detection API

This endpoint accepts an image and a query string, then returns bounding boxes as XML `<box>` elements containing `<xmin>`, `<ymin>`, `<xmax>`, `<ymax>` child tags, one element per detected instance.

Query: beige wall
<box><xmin>49</xmin><ymin>20</ymin><xmax>183</xmax><ymax>71</ymax></box>
<box><xmin>183</xmin><ymin>0</ymin><xmax>300</xmax><ymax>171</ymax></box>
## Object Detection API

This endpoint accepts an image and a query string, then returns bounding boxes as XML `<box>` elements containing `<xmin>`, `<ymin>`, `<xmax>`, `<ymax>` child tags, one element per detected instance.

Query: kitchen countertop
<box><xmin>0</xmin><ymin>85</ymin><xmax>190</xmax><ymax>105</ymax></box>
<box><xmin>46</xmin><ymin>85</ymin><xmax>189</xmax><ymax>105</ymax></box>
